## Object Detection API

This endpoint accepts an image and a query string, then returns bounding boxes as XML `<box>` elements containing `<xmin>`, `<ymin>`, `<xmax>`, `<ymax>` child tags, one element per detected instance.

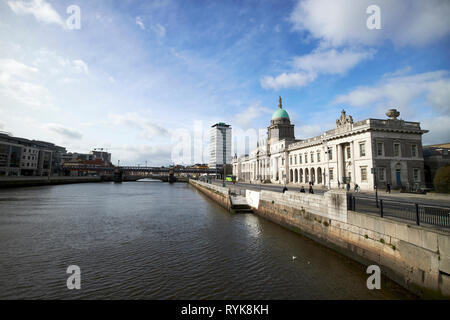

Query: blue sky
<box><xmin>1</xmin><ymin>0</ymin><xmax>449</xmax><ymax>165</ymax></box>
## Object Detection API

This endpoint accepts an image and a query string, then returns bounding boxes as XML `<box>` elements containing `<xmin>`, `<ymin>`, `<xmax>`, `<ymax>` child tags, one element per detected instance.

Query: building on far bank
<box><xmin>0</xmin><ymin>132</ymin><xmax>66</xmax><ymax>176</ymax></box>
<box><xmin>423</xmin><ymin>143</ymin><xmax>450</xmax><ymax>188</ymax></box>
<box><xmin>233</xmin><ymin>97</ymin><xmax>429</xmax><ymax>191</ymax></box>
<box><xmin>61</xmin><ymin>149</ymin><xmax>113</xmax><ymax>176</ymax></box>
<box><xmin>92</xmin><ymin>148</ymin><xmax>112</xmax><ymax>165</ymax></box>
<box><xmin>209</xmin><ymin>122</ymin><xmax>232</xmax><ymax>170</ymax></box>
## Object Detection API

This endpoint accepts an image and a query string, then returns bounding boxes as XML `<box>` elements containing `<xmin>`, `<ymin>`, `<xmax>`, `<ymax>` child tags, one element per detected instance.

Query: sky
<box><xmin>0</xmin><ymin>0</ymin><xmax>449</xmax><ymax>166</ymax></box>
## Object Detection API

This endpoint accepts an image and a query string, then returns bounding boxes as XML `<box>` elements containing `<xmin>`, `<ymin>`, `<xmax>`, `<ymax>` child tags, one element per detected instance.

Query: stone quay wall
<box><xmin>252</xmin><ymin>189</ymin><xmax>450</xmax><ymax>298</ymax></box>
<box><xmin>0</xmin><ymin>176</ymin><xmax>102</xmax><ymax>188</ymax></box>
<box><xmin>189</xmin><ymin>179</ymin><xmax>231</xmax><ymax>211</ymax></box>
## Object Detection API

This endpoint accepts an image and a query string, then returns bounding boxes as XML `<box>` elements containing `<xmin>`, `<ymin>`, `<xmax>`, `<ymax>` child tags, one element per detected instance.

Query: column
<box><xmin>337</xmin><ymin>144</ymin><xmax>344</xmax><ymax>185</ymax></box>
<box><xmin>351</xmin><ymin>141</ymin><xmax>356</xmax><ymax>187</ymax></box>
<box><xmin>285</xmin><ymin>150</ymin><xmax>289</xmax><ymax>184</ymax></box>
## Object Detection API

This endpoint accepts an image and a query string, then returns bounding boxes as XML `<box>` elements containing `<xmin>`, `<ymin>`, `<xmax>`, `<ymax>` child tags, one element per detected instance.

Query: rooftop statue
<box><xmin>336</xmin><ymin>109</ymin><xmax>353</xmax><ymax>127</ymax></box>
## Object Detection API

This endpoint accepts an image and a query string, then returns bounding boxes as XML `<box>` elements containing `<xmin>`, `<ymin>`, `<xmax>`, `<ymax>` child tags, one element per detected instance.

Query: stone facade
<box><xmin>233</xmin><ymin>104</ymin><xmax>428</xmax><ymax>191</ymax></box>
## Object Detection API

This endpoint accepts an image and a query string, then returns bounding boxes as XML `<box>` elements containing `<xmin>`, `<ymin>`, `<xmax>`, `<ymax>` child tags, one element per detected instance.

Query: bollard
<box><xmin>380</xmin><ymin>199</ymin><xmax>383</xmax><ymax>217</ymax></box>
<box><xmin>415</xmin><ymin>203</ymin><xmax>420</xmax><ymax>226</ymax></box>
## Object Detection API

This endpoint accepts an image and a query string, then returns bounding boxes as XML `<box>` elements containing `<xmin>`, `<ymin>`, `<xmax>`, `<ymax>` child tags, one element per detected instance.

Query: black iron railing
<box><xmin>349</xmin><ymin>195</ymin><xmax>450</xmax><ymax>228</ymax></box>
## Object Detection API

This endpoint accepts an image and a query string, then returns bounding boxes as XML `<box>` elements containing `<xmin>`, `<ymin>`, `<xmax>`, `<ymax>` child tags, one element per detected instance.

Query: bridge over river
<box><xmin>62</xmin><ymin>165</ymin><xmax>224</xmax><ymax>183</ymax></box>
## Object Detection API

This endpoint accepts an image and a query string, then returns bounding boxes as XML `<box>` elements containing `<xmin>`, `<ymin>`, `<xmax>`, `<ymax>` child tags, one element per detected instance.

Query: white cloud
<box><xmin>261</xmin><ymin>48</ymin><xmax>373</xmax><ymax>90</ymax></box>
<box><xmin>383</xmin><ymin>66</ymin><xmax>412</xmax><ymax>78</ymax></box>
<box><xmin>333</xmin><ymin>70</ymin><xmax>450</xmax><ymax>115</ymax></box>
<box><xmin>0</xmin><ymin>58</ymin><xmax>54</xmax><ymax>109</ymax></box>
<box><xmin>293</xmin><ymin>49</ymin><xmax>374</xmax><ymax>75</ymax></box>
<box><xmin>7</xmin><ymin>0</ymin><xmax>65</xmax><ymax>28</ymax></box>
<box><xmin>289</xmin><ymin>0</ymin><xmax>450</xmax><ymax>47</ymax></box>
<box><xmin>114</xmin><ymin>144</ymin><xmax>173</xmax><ymax>166</ymax></box>
<box><xmin>151</xmin><ymin>23</ymin><xmax>166</xmax><ymax>38</ymax></box>
<box><xmin>421</xmin><ymin>116</ymin><xmax>450</xmax><ymax>145</ymax></box>
<box><xmin>46</xmin><ymin>123</ymin><xmax>82</xmax><ymax>140</ymax></box>
<box><xmin>71</xmin><ymin>60</ymin><xmax>89</xmax><ymax>75</ymax></box>
<box><xmin>295</xmin><ymin>124</ymin><xmax>323</xmax><ymax>139</ymax></box>
<box><xmin>260</xmin><ymin>72</ymin><xmax>315</xmax><ymax>90</ymax></box>
<box><xmin>234</xmin><ymin>103</ymin><xmax>272</xmax><ymax>127</ymax></box>
<box><xmin>107</xmin><ymin>113</ymin><xmax>169</xmax><ymax>139</ymax></box>
<box><xmin>136</xmin><ymin>16</ymin><xmax>145</xmax><ymax>30</ymax></box>
<box><xmin>136</xmin><ymin>18</ymin><xmax>165</xmax><ymax>38</ymax></box>
<box><xmin>33</xmin><ymin>49</ymin><xmax>89</xmax><ymax>76</ymax></box>
<box><xmin>426</xmin><ymin>80</ymin><xmax>450</xmax><ymax>114</ymax></box>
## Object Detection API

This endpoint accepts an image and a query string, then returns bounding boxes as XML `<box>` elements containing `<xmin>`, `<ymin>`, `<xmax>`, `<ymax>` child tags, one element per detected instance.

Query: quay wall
<box><xmin>0</xmin><ymin>176</ymin><xmax>102</xmax><ymax>188</ymax></box>
<box><xmin>189</xmin><ymin>179</ymin><xmax>231</xmax><ymax>211</ymax></box>
<box><xmin>252</xmin><ymin>189</ymin><xmax>450</xmax><ymax>298</ymax></box>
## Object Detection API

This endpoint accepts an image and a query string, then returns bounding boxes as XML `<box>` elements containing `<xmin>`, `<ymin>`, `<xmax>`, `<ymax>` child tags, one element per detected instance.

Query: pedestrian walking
<box><xmin>300</xmin><ymin>186</ymin><xmax>305</xmax><ymax>193</ymax></box>
<box><xmin>282</xmin><ymin>186</ymin><xmax>288</xmax><ymax>193</ymax></box>
<box><xmin>346</xmin><ymin>183</ymin><xmax>350</xmax><ymax>192</ymax></box>
<box><xmin>309</xmin><ymin>185</ymin><xmax>314</xmax><ymax>194</ymax></box>
<box><xmin>354</xmin><ymin>183</ymin><xmax>359</xmax><ymax>193</ymax></box>
<box><xmin>386</xmin><ymin>183</ymin><xmax>391</xmax><ymax>193</ymax></box>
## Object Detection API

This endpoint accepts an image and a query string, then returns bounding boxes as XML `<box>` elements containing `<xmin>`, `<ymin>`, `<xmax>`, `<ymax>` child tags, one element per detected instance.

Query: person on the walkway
<box><xmin>346</xmin><ymin>183</ymin><xmax>350</xmax><ymax>192</ymax></box>
<box><xmin>309</xmin><ymin>185</ymin><xmax>314</xmax><ymax>194</ymax></box>
<box><xmin>386</xmin><ymin>183</ymin><xmax>391</xmax><ymax>193</ymax></box>
<box><xmin>282</xmin><ymin>186</ymin><xmax>288</xmax><ymax>193</ymax></box>
<box><xmin>300</xmin><ymin>186</ymin><xmax>305</xmax><ymax>193</ymax></box>
<box><xmin>354</xmin><ymin>184</ymin><xmax>359</xmax><ymax>193</ymax></box>
<box><xmin>338</xmin><ymin>180</ymin><xmax>340</xmax><ymax>189</ymax></box>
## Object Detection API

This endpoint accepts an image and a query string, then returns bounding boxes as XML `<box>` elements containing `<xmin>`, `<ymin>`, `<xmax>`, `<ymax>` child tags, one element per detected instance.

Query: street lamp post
<box><xmin>372</xmin><ymin>168</ymin><xmax>378</xmax><ymax>208</ymax></box>
<box><xmin>322</xmin><ymin>140</ymin><xmax>331</xmax><ymax>190</ymax></box>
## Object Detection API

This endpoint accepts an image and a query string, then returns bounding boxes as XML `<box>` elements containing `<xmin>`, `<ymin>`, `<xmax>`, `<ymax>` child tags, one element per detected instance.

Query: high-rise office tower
<box><xmin>209</xmin><ymin>123</ymin><xmax>231</xmax><ymax>169</ymax></box>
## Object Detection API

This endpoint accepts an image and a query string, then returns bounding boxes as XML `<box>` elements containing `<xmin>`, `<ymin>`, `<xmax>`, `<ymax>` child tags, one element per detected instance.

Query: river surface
<box><xmin>0</xmin><ymin>181</ymin><xmax>414</xmax><ymax>299</ymax></box>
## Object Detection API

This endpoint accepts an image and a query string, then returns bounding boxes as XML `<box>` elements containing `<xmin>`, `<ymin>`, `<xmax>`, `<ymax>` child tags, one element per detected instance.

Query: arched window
<box><xmin>317</xmin><ymin>167</ymin><xmax>322</xmax><ymax>184</ymax></box>
<box><xmin>300</xmin><ymin>168</ymin><xmax>303</xmax><ymax>183</ymax></box>
<box><xmin>290</xmin><ymin>169</ymin><xmax>293</xmax><ymax>183</ymax></box>
<box><xmin>311</xmin><ymin>168</ymin><xmax>315</xmax><ymax>183</ymax></box>
<box><xmin>295</xmin><ymin>169</ymin><xmax>298</xmax><ymax>183</ymax></box>
<box><xmin>305</xmin><ymin>168</ymin><xmax>309</xmax><ymax>182</ymax></box>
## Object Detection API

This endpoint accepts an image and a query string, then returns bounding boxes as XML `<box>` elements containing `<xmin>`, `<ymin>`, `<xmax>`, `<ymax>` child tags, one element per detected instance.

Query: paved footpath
<box><xmin>212</xmin><ymin>180</ymin><xmax>450</xmax><ymax>207</ymax></box>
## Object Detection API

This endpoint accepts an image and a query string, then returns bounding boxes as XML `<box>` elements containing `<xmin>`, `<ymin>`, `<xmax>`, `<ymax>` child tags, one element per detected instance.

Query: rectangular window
<box><xmin>290</xmin><ymin>156</ymin><xmax>292</xmax><ymax>165</ymax></box>
<box><xmin>328</xmin><ymin>148</ymin><xmax>333</xmax><ymax>160</ymax></box>
<box><xmin>361</xmin><ymin>167</ymin><xmax>367</xmax><ymax>181</ymax></box>
<box><xmin>359</xmin><ymin>142</ymin><xmax>366</xmax><ymax>157</ymax></box>
<box><xmin>329</xmin><ymin>168</ymin><xmax>334</xmax><ymax>181</ymax></box>
<box><xmin>281</xmin><ymin>158</ymin><xmax>284</xmax><ymax>165</ymax></box>
<box><xmin>295</xmin><ymin>155</ymin><xmax>297</xmax><ymax>165</ymax></box>
<box><xmin>412</xmin><ymin>145</ymin><xmax>418</xmax><ymax>157</ymax></box>
<box><xmin>394</xmin><ymin>143</ymin><xmax>400</xmax><ymax>157</ymax></box>
<box><xmin>378</xmin><ymin>168</ymin><xmax>385</xmax><ymax>182</ymax></box>
<box><xmin>377</xmin><ymin>142</ymin><xmax>384</xmax><ymax>156</ymax></box>
<box><xmin>317</xmin><ymin>152</ymin><xmax>321</xmax><ymax>162</ymax></box>
<box><xmin>310</xmin><ymin>153</ymin><xmax>314</xmax><ymax>163</ymax></box>
<box><xmin>346</xmin><ymin>147</ymin><xmax>351</xmax><ymax>159</ymax></box>
<box><xmin>413</xmin><ymin>168</ymin><xmax>420</xmax><ymax>182</ymax></box>
<box><xmin>299</xmin><ymin>155</ymin><xmax>302</xmax><ymax>164</ymax></box>
<box><xmin>305</xmin><ymin>154</ymin><xmax>308</xmax><ymax>164</ymax></box>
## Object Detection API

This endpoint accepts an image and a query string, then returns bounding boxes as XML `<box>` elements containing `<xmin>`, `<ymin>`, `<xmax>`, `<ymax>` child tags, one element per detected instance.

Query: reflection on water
<box><xmin>0</xmin><ymin>182</ymin><xmax>414</xmax><ymax>299</ymax></box>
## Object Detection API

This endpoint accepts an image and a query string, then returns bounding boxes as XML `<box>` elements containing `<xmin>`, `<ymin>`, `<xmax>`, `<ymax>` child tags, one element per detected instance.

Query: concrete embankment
<box><xmin>189</xmin><ymin>179</ymin><xmax>231</xmax><ymax>211</ymax></box>
<box><xmin>190</xmin><ymin>179</ymin><xmax>450</xmax><ymax>298</ymax></box>
<box><xmin>0</xmin><ymin>176</ymin><xmax>103</xmax><ymax>188</ymax></box>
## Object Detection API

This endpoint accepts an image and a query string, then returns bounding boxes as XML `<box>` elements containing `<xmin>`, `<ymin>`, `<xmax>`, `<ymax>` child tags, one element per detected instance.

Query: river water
<box><xmin>0</xmin><ymin>181</ymin><xmax>414</xmax><ymax>299</ymax></box>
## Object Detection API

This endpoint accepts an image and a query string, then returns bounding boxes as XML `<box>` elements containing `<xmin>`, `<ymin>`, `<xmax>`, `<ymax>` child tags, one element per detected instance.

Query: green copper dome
<box><xmin>272</xmin><ymin>96</ymin><xmax>290</xmax><ymax>120</ymax></box>
<box><xmin>272</xmin><ymin>108</ymin><xmax>289</xmax><ymax>120</ymax></box>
